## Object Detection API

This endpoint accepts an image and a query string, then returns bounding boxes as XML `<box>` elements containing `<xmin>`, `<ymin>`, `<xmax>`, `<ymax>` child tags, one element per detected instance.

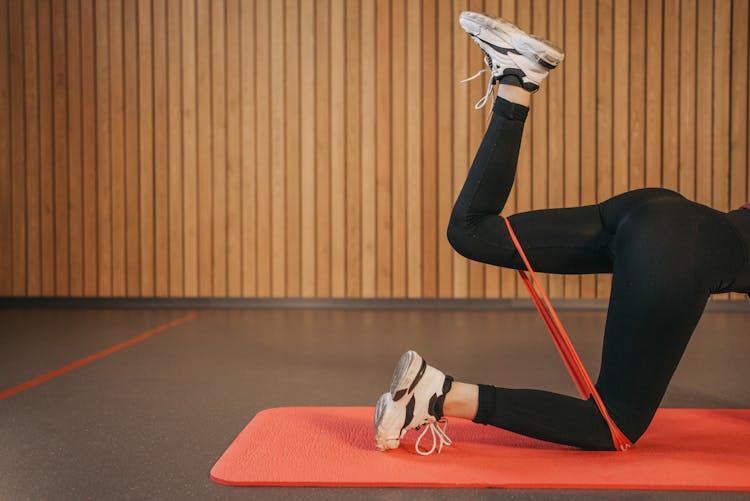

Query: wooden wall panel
<box><xmin>1</xmin><ymin>0</ymin><xmax>749</xmax><ymax>301</ymax></box>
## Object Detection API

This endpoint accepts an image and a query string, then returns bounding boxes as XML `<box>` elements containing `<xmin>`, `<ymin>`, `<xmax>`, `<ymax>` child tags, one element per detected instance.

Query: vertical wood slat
<box><xmin>109</xmin><ymin>0</ymin><xmax>125</xmax><ymax>296</ymax></box>
<box><xmin>212</xmin><ymin>0</ymin><xmax>227</xmax><ymax>296</ymax></box>
<box><xmin>240</xmin><ymin>0</ymin><xmax>257</xmax><ymax>297</ymax></box>
<box><xmin>662</xmin><ymin>0</ymin><xmax>680</xmax><ymax>192</ymax></box>
<box><xmin>226</xmin><ymin>0</ymin><xmax>241</xmax><ymax>297</ymax></box>
<box><xmin>124</xmin><ymin>0</ymin><xmax>139</xmax><ymax>297</ymax></box>
<box><xmin>629</xmin><ymin>0</ymin><xmax>645</xmax><ymax>188</ymax></box>
<box><xmin>563</xmin><ymin>0</ymin><xmax>581</xmax><ymax>299</ymax></box>
<box><xmin>81</xmin><ymin>0</ymin><xmax>97</xmax><ymax>296</ymax></box>
<box><xmin>143</xmin><ymin>0</ymin><xmax>158</xmax><ymax>296</ymax></box>
<box><xmin>346</xmin><ymin>0</ymin><xmax>362</xmax><ymax>297</ymax></box>
<box><xmin>361</xmin><ymin>0</ymin><xmax>376</xmax><ymax>297</ymax></box>
<box><xmin>269</xmin><ymin>0</ymin><xmax>285</xmax><ymax>297</ymax></box>
<box><xmin>391</xmin><ymin>0</ymin><xmax>406</xmax><ymax>298</ymax></box>
<box><xmin>166</xmin><ymin>0</ymin><xmax>183</xmax><ymax>296</ymax></box>
<box><xmin>376</xmin><ymin>0</ymin><xmax>391</xmax><ymax>297</ymax></box>
<box><xmin>613</xmin><ymin>0</ymin><xmax>629</xmax><ymax>202</ymax></box>
<box><xmin>713</xmin><ymin>0</ymin><xmax>730</xmax><ymax>213</ymax></box>
<box><xmin>196</xmin><ymin>0</ymin><xmax>212</xmax><ymax>296</ymax></box>
<box><xmin>2</xmin><ymin>0</ymin><xmax>749</xmax><ymax>302</ymax></box>
<box><xmin>38</xmin><ymin>0</ymin><xmax>54</xmax><ymax>296</ymax></box>
<box><xmin>182</xmin><ymin>0</ymin><xmax>198</xmax><ymax>296</ymax></box>
<box><xmin>51</xmin><ymin>2</ymin><xmax>70</xmax><ymax>296</ymax></box>
<box><xmin>406</xmin><ymin>0</ymin><xmax>422</xmax><ymax>299</ymax></box>
<box><xmin>679</xmin><ymin>0</ymin><xmax>696</xmax><ymax>199</ymax></box>
<box><xmin>0</xmin><ymin>0</ymin><xmax>11</xmax><ymax>295</ymax></box>
<box><xmin>67</xmin><ymin>0</ymin><xmax>82</xmax><ymax>296</ymax></box>
<box><xmin>9</xmin><ymin>0</ymin><xmax>26</xmax><ymax>296</ymax></box>
<box><xmin>421</xmin><ymin>0</ymin><xmax>437</xmax><ymax>299</ymax></box>
<box><xmin>24</xmin><ymin>0</ymin><xmax>40</xmax><ymax>296</ymax></box>
<box><xmin>579</xmin><ymin>0</ymin><xmax>596</xmax><ymax>299</ymax></box>
<box><xmin>299</xmin><ymin>0</ymin><xmax>315</xmax><ymax>297</ymax></box>
<box><xmin>151</xmin><ymin>0</ymin><xmax>167</xmax><ymax>297</ymax></box>
<box><xmin>95</xmin><ymin>0</ymin><xmax>111</xmax><ymax>295</ymax></box>
<box><xmin>695</xmin><ymin>0</ymin><xmax>713</xmax><ymax>206</ymax></box>
<box><xmin>436</xmin><ymin>0</ymin><xmax>453</xmax><ymax>298</ymax></box>
<box><xmin>330</xmin><ymin>0</ymin><xmax>346</xmax><ymax>297</ymax></box>
<box><xmin>645</xmin><ymin>0</ymin><xmax>663</xmax><ymax>188</ymax></box>
<box><xmin>316</xmin><ymin>0</ymin><xmax>331</xmax><ymax>297</ymax></box>
<box><xmin>284</xmin><ymin>0</ymin><xmax>300</xmax><ymax>297</ymax></box>
<box><xmin>596</xmin><ymin>0</ymin><xmax>612</xmax><ymax>299</ymax></box>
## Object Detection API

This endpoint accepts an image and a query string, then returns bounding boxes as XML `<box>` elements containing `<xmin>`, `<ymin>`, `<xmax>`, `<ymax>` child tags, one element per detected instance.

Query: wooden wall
<box><xmin>0</xmin><ymin>0</ymin><xmax>748</xmax><ymax>299</ymax></box>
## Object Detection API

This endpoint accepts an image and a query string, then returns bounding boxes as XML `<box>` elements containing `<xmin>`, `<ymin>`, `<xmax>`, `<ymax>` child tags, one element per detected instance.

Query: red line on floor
<box><xmin>0</xmin><ymin>311</ymin><xmax>200</xmax><ymax>401</ymax></box>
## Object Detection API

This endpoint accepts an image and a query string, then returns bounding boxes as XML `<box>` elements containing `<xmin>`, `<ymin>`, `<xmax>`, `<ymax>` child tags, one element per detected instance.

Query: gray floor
<box><xmin>0</xmin><ymin>307</ymin><xmax>748</xmax><ymax>501</ymax></box>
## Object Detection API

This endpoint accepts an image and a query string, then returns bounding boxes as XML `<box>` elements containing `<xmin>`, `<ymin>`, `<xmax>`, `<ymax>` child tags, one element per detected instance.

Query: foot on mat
<box><xmin>374</xmin><ymin>350</ymin><xmax>454</xmax><ymax>455</ymax></box>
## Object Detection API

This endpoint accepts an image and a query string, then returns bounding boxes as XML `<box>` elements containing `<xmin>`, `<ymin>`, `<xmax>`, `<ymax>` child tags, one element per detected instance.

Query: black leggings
<box><xmin>447</xmin><ymin>97</ymin><xmax>750</xmax><ymax>450</ymax></box>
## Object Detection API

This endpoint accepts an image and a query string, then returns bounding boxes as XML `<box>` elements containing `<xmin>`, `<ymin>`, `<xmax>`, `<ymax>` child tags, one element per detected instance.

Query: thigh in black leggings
<box><xmin>447</xmin><ymin>97</ymin><xmax>747</xmax><ymax>450</ymax></box>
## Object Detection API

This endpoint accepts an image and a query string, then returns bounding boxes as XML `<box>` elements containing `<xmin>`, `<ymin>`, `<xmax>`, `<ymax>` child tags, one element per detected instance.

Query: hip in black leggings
<box><xmin>447</xmin><ymin>96</ymin><xmax>750</xmax><ymax>450</ymax></box>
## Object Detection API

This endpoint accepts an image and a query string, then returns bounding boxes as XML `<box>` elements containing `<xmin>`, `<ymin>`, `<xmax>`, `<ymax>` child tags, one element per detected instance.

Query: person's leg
<box><xmin>444</xmin><ymin>193</ymin><xmax>746</xmax><ymax>450</ymax></box>
<box><xmin>591</xmin><ymin>194</ymin><xmax>743</xmax><ymax>440</ymax></box>
<box><xmin>447</xmin><ymin>88</ymin><xmax>615</xmax><ymax>275</ymax></box>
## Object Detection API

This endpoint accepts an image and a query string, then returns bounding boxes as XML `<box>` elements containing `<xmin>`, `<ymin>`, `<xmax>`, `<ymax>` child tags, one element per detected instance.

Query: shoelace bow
<box><xmin>460</xmin><ymin>55</ymin><xmax>498</xmax><ymax>120</ymax></box>
<box><xmin>414</xmin><ymin>419</ymin><xmax>452</xmax><ymax>456</ymax></box>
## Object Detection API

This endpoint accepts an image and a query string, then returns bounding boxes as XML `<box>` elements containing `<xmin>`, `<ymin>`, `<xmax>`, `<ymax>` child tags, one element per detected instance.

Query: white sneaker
<box><xmin>459</xmin><ymin>11</ymin><xmax>564</xmax><ymax>103</ymax></box>
<box><xmin>374</xmin><ymin>350</ymin><xmax>454</xmax><ymax>455</ymax></box>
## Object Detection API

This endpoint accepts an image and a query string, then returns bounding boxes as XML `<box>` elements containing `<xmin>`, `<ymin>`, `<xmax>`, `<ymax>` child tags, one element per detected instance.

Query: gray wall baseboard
<box><xmin>0</xmin><ymin>297</ymin><xmax>748</xmax><ymax>312</ymax></box>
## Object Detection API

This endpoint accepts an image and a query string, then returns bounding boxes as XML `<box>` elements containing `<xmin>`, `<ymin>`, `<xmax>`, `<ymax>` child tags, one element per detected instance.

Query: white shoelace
<box><xmin>414</xmin><ymin>419</ymin><xmax>453</xmax><ymax>456</ymax></box>
<box><xmin>460</xmin><ymin>67</ymin><xmax>496</xmax><ymax>111</ymax></box>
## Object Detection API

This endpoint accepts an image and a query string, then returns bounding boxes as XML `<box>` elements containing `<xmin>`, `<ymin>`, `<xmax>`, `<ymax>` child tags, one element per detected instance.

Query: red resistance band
<box><xmin>502</xmin><ymin>216</ymin><xmax>633</xmax><ymax>451</ymax></box>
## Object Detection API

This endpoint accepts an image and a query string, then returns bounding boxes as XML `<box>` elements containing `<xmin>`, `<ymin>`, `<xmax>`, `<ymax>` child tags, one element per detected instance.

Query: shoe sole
<box><xmin>374</xmin><ymin>392</ymin><xmax>402</xmax><ymax>450</ymax></box>
<box><xmin>459</xmin><ymin>11</ymin><xmax>564</xmax><ymax>68</ymax></box>
<box><xmin>374</xmin><ymin>351</ymin><xmax>427</xmax><ymax>451</ymax></box>
<box><xmin>389</xmin><ymin>350</ymin><xmax>427</xmax><ymax>402</ymax></box>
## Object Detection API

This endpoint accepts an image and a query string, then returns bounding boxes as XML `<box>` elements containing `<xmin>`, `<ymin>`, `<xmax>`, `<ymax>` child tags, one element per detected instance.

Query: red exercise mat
<box><xmin>211</xmin><ymin>407</ymin><xmax>750</xmax><ymax>490</ymax></box>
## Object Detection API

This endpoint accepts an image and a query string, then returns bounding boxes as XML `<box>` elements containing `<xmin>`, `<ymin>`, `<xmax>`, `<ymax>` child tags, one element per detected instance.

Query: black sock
<box><xmin>433</xmin><ymin>375</ymin><xmax>454</xmax><ymax>420</ymax></box>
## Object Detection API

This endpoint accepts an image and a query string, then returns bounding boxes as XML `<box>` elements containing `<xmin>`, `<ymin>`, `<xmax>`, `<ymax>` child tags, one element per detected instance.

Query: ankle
<box><xmin>442</xmin><ymin>382</ymin><xmax>479</xmax><ymax>420</ymax></box>
<box><xmin>497</xmin><ymin>84</ymin><xmax>531</xmax><ymax>107</ymax></box>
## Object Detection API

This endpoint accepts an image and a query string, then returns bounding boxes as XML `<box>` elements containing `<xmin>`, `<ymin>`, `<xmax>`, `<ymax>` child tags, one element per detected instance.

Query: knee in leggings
<box><xmin>446</xmin><ymin>200</ymin><xmax>475</xmax><ymax>254</ymax></box>
<box><xmin>446</xmin><ymin>214</ymin><xmax>474</xmax><ymax>260</ymax></box>
<box><xmin>447</xmin><ymin>211</ymin><xmax>516</xmax><ymax>266</ymax></box>
<box><xmin>610</xmin><ymin>407</ymin><xmax>656</xmax><ymax>446</ymax></box>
